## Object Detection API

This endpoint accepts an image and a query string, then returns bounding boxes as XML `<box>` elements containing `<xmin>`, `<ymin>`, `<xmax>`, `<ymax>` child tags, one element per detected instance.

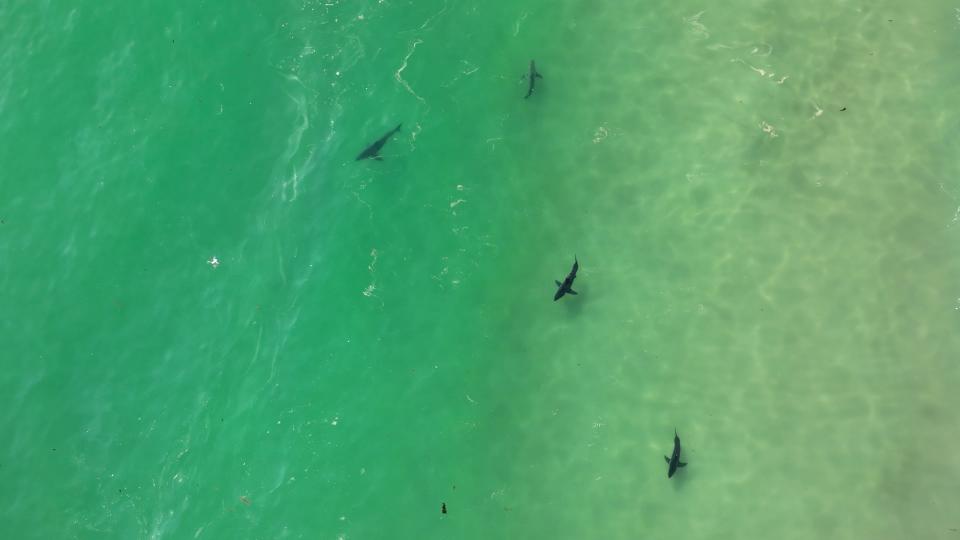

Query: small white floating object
<box><xmin>208</xmin><ymin>256</ymin><xmax>220</xmax><ymax>268</ymax></box>
<box><xmin>593</xmin><ymin>126</ymin><xmax>608</xmax><ymax>143</ymax></box>
<box><xmin>811</xmin><ymin>102</ymin><xmax>824</xmax><ymax>119</ymax></box>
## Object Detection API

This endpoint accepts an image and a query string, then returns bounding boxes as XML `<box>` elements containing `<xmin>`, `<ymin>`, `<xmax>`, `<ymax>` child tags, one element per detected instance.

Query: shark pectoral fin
<box><xmin>568</xmin><ymin>289</ymin><xmax>578</xmax><ymax>295</ymax></box>
<box><xmin>664</xmin><ymin>456</ymin><xmax>670</xmax><ymax>464</ymax></box>
<box><xmin>555</xmin><ymin>280</ymin><xmax>562</xmax><ymax>287</ymax></box>
<box><xmin>679</xmin><ymin>462</ymin><xmax>688</xmax><ymax>468</ymax></box>
<box><xmin>535</xmin><ymin>73</ymin><xmax>543</xmax><ymax>79</ymax></box>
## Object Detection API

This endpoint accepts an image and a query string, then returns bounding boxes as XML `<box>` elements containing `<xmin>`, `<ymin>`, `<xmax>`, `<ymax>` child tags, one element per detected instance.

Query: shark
<box><xmin>664</xmin><ymin>429</ymin><xmax>688</xmax><ymax>478</ymax></box>
<box><xmin>356</xmin><ymin>123</ymin><xmax>402</xmax><ymax>161</ymax></box>
<box><xmin>554</xmin><ymin>256</ymin><xmax>579</xmax><ymax>301</ymax></box>
<box><xmin>524</xmin><ymin>60</ymin><xmax>543</xmax><ymax>99</ymax></box>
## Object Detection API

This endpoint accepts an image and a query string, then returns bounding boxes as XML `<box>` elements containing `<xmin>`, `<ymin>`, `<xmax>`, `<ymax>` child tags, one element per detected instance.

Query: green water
<box><xmin>2</xmin><ymin>0</ymin><xmax>960</xmax><ymax>538</ymax></box>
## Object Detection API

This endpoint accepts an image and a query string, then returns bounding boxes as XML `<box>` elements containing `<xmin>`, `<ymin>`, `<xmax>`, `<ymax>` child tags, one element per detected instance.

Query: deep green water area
<box><xmin>2</xmin><ymin>1</ymin><xmax>959</xmax><ymax>538</ymax></box>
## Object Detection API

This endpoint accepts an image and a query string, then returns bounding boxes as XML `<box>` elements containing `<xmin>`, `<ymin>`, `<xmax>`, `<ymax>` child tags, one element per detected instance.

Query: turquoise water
<box><xmin>2</xmin><ymin>1</ymin><xmax>960</xmax><ymax>538</ymax></box>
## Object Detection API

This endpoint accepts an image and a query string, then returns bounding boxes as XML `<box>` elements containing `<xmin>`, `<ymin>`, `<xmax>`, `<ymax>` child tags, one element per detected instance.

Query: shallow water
<box><xmin>1</xmin><ymin>1</ymin><xmax>959</xmax><ymax>538</ymax></box>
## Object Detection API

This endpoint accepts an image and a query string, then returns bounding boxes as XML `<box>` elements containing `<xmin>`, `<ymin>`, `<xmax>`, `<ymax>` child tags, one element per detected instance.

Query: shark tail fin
<box><xmin>679</xmin><ymin>462</ymin><xmax>688</xmax><ymax>468</ymax></box>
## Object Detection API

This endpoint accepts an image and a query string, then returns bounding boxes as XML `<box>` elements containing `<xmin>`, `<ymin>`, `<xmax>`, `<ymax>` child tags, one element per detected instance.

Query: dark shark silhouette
<box><xmin>553</xmin><ymin>256</ymin><xmax>579</xmax><ymax>301</ymax></box>
<box><xmin>524</xmin><ymin>60</ymin><xmax>543</xmax><ymax>99</ymax></box>
<box><xmin>664</xmin><ymin>429</ymin><xmax>688</xmax><ymax>478</ymax></box>
<box><xmin>356</xmin><ymin>123</ymin><xmax>402</xmax><ymax>161</ymax></box>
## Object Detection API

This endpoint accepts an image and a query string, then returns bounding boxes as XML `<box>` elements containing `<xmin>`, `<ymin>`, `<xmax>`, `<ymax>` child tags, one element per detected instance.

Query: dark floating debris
<box><xmin>441</xmin><ymin>502</ymin><xmax>447</xmax><ymax>514</ymax></box>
